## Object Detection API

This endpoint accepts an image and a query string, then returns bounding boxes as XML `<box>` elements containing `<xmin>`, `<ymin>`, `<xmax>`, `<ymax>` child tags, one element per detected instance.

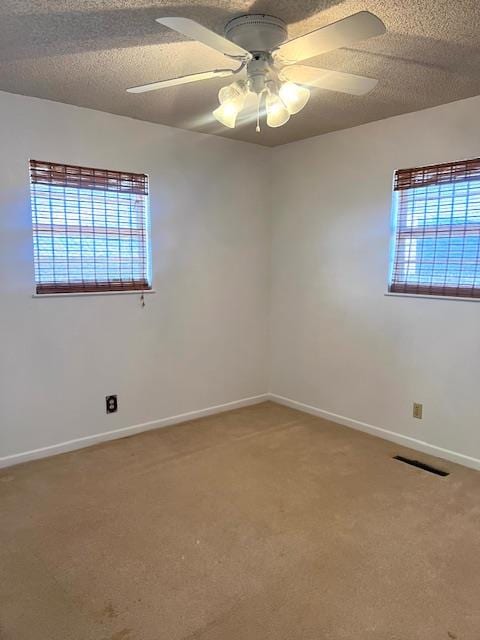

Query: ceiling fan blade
<box><xmin>275</xmin><ymin>11</ymin><xmax>386</xmax><ymax>64</ymax></box>
<box><xmin>281</xmin><ymin>65</ymin><xmax>378</xmax><ymax>95</ymax></box>
<box><xmin>126</xmin><ymin>69</ymin><xmax>234</xmax><ymax>93</ymax></box>
<box><xmin>156</xmin><ymin>17</ymin><xmax>252</xmax><ymax>60</ymax></box>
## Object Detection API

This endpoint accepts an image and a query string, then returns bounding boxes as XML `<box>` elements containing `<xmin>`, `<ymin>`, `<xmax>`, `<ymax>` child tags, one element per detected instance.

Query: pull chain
<box><xmin>256</xmin><ymin>93</ymin><xmax>261</xmax><ymax>133</ymax></box>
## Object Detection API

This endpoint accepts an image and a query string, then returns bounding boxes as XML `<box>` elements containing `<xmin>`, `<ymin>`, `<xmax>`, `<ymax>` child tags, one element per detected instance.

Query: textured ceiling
<box><xmin>1</xmin><ymin>1</ymin><xmax>480</xmax><ymax>146</ymax></box>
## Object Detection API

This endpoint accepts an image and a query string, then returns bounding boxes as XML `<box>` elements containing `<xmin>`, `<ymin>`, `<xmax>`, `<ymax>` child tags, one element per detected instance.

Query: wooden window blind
<box><xmin>30</xmin><ymin>160</ymin><xmax>151</xmax><ymax>294</ymax></box>
<box><xmin>389</xmin><ymin>157</ymin><xmax>480</xmax><ymax>298</ymax></box>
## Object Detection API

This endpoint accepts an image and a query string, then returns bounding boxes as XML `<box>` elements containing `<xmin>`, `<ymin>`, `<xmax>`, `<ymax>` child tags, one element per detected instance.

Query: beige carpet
<box><xmin>1</xmin><ymin>401</ymin><xmax>480</xmax><ymax>640</ymax></box>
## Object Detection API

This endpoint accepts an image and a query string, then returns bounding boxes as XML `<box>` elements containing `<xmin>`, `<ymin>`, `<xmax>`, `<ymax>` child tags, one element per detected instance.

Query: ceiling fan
<box><xmin>127</xmin><ymin>11</ymin><xmax>386</xmax><ymax>131</ymax></box>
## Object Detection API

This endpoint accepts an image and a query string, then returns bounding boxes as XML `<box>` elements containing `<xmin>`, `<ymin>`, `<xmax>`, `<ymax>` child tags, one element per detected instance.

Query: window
<box><xmin>30</xmin><ymin>160</ymin><xmax>150</xmax><ymax>294</ymax></box>
<box><xmin>389</xmin><ymin>157</ymin><xmax>480</xmax><ymax>298</ymax></box>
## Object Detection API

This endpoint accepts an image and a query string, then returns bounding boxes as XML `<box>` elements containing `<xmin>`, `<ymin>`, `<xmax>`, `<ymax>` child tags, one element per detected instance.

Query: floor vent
<box><xmin>393</xmin><ymin>455</ymin><xmax>449</xmax><ymax>477</ymax></box>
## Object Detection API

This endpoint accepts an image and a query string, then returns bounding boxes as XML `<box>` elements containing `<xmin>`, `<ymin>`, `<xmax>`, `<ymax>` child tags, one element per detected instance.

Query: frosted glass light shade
<box><xmin>214</xmin><ymin>82</ymin><xmax>247</xmax><ymax>128</ymax></box>
<box><xmin>213</xmin><ymin>101</ymin><xmax>240</xmax><ymax>128</ymax></box>
<box><xmin>266</xmin><ymin>92</ymin><xmax>290</xmax><ymax>127</ymax></box>
<box><xmin>279</xmin><ymin>82</ymin><xmax>310</xmax><ymax>115</ymax></box>
<box><xmin>218</xmin><ymin>81</ymin><xmax>248</xmax><ymax>104</ymax></box>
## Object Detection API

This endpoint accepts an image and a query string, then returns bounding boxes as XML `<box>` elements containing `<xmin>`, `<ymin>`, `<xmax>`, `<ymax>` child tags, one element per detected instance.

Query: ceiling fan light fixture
<box><xmin>137</xmin><ymin>12</ymin><xmax>385</xmax><ymax>133</ymax></box>
<box><xmin>265</xmin><ymin>91</ymin><xmax>290</xmax><ymax>128</ymax></box>
<box><xmin>279</xmin><ymin>81</ymin><xmax>310</xmax><ymax>115</ymax></box>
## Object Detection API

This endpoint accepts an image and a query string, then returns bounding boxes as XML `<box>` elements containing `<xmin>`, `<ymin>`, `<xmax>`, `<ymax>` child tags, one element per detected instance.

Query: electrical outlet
<box><xmin>413</xmin><ymin>402</ymin><xmax>423</xmax><ymax>419</ymax></box>
<box><xmin>106</xmin><ymin>395</ymin><xmax>118</xmax><ymax>414</ymax></box>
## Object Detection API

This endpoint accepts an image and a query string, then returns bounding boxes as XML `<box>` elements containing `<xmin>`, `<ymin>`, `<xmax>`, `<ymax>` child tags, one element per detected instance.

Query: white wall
<box><xmin>270</xmin><ymin>95</ymin><xmax>480</xmax><ymax>466</ymax></box>
<box><xmin>0</xmin><ymin>91</ymin><xmax>271</xmax><ymax>462</ymax></box>
<box><xmin>2</xmin><ymin>89</ymin><xmax>480</xmax><ymax>469</ymax></box>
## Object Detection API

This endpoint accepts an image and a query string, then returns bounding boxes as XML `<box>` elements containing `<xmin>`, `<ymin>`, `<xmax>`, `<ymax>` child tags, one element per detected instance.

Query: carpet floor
<box><xmin>1</xmin><ymin>401</ymin><xmax>480</xmax><ymax>640</ymax></box>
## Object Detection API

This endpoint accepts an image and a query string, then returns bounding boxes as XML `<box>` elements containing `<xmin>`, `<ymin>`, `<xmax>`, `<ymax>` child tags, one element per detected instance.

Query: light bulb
<box><xmin>279</xmin><ymin>82</ymin><xmax>310</xmax><ymax>115</ymax></box>
<box><xmin>213</xmin><ymin>101</ymin><xmax>240</xmax><ymax>128</ymax></box>
<box><xmin>266</xmin><ymin>92</ymin><xmax>290</xmax><ymax>128</ymax></box>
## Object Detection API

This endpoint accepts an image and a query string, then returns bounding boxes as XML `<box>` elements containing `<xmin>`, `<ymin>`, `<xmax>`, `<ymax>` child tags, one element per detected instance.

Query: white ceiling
<box><xmin>1</xmin><ymin>1</ymin><xmax>480</xmax><ymax>146</ymax></box>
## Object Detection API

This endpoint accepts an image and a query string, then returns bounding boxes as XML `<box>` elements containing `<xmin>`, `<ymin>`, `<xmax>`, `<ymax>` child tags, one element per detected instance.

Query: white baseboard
<box><xmin>269</xmin><ymin>393</ymin><xmax>480</xmax><ymax>471</ymax></box>
<box><xmin>0</xmin><ymin>394</ymin><xmax>269</xmax><ymax>469</ymax></box>
<box><xmin>5</xmin><ymin>392</ymin><xmax>479</xmax><ymax>473</ymax></box>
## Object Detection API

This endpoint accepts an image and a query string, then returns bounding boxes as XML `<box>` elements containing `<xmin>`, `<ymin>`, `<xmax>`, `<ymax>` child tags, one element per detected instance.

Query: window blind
<box><xmin>30</xmin><ymin>160</ymin><xmax>150</xmax><ymax>294</ymax></box>
<box><xmin>389</xmin><ymin>157</ymin><xmax>480</xmax><ymax>298</ymax></box>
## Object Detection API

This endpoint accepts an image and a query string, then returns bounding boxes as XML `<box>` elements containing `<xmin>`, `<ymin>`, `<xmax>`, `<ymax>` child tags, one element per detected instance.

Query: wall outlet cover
<box><xmin>106</xmin><ymin>395</ymin><xmax>118</xmax><ymax>414</ymax></box>
<box><xmin>413</xmin><ymin>402</ymin><xmax>423</xmax><ymax>419</ymax></box>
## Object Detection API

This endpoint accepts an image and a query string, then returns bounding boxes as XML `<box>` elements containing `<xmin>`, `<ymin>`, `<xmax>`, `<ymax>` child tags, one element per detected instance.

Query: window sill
<box><xmin>384</xmin><ymin>292</ymin><xmax>480</xmax><ymax>303</ymax></box>
<box><xmin>32</xmin><ymin>289</ymin><xmax>156</xmax><ymax>299</ymax></box>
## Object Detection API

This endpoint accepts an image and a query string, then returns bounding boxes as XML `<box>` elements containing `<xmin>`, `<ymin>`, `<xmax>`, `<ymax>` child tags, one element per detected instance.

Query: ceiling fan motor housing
<box><xmin>224</xmin><ymin>14</ymin><xmax>287</xmax><ymax>54</ymax></box>
<box><xmin>225</xmin><ymin>15</ymin><xmax>287</xmax><ymax>95</ymax></box>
